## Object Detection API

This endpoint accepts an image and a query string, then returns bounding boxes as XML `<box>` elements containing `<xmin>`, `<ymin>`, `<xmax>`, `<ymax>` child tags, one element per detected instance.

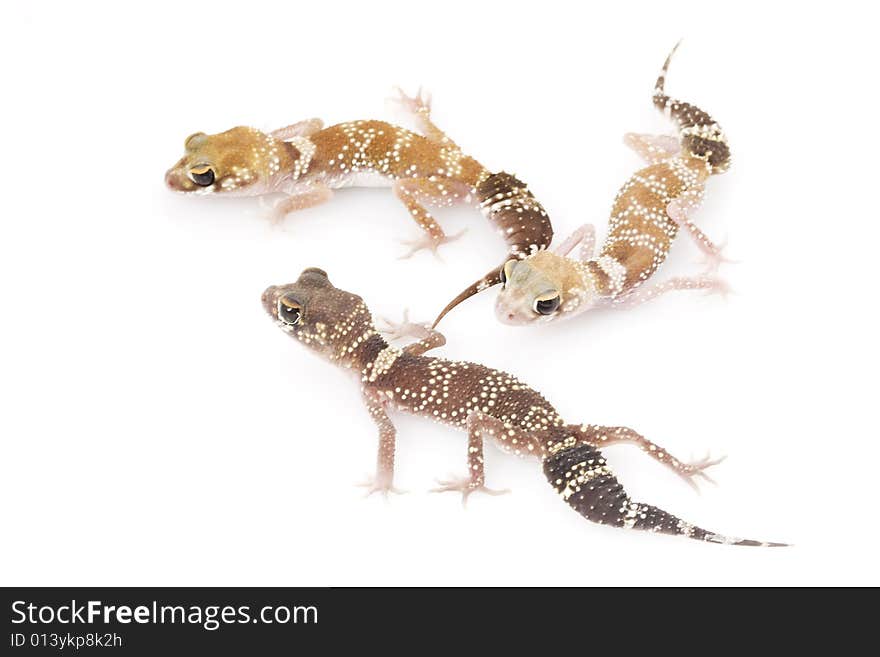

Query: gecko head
<box><xmin>495</xmin><ymin>251</ymin><xmax>594</xmax><ymax>325</ymax></box>
<box><xmin>165</xmin><ymin>127</ymin><xmax>293</xmax><ymax>196</ymax></box>
<box><xmin>262</xmin><ymin>268</ymin><xmax>374</xmax><ymax>359</ymax></box>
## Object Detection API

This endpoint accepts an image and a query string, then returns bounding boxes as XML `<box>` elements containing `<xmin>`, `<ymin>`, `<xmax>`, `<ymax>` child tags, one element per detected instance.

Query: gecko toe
<box><xmin>431</xmin><ymin>477</ymin><xmax>510</xmax><ymax>506</ymax></box>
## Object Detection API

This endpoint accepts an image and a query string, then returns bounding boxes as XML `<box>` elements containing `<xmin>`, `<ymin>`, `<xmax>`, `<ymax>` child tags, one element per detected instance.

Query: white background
<box><xmin>1</xmin><ymin>1</ymin><xmax>877</xmax><ymax>586</ymax></box>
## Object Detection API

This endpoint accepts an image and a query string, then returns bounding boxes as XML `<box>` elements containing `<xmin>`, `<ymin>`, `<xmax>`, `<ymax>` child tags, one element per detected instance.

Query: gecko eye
<box><xmin>189</xmin><ymin>165</ymin><xmax>215</xmax><ymax>186</ymax></box>
<box><xmin>277</xmin><ymin>296</ymin><xmax>303</xmax><ymax>325</ymax></box>
<box><xmin>500</xmin><ymin>260</ymin><xmax>516</xmax><ymax>288</ymax></box>
<box><xmin>533</xmin><ymin>293</ymin><xmax>561</xmax><ymax>315</ymax></box>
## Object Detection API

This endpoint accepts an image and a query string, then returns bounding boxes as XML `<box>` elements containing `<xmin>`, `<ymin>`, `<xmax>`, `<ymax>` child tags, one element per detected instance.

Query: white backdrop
<box><xmin>1</xmin><ymin>1</ymin><xmax>877</xmax><ymax>586</ymax></box>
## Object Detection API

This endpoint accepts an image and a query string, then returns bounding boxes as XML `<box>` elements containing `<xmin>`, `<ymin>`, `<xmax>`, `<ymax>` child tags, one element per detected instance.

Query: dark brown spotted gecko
<box><xmin>436</xmin><ymin>42</ymin><xmax>732</xmax><ymax>326</ymax></box>
<box><xmin>262</xmin><ymin>268</ymin><xmax>785</xmax><ymax>547</ymax></box>
<box><xmin>165</xmin><ymin>89</ymin><xmax>552</xmax><ymax>260</ymax></box>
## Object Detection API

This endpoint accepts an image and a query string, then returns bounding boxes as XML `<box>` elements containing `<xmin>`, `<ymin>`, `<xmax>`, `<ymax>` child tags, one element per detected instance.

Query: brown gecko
<box><xmin>165</xmin><ymin>90</ymin><xmax>552</xmax><ymax>260</ymax></box>
<box><xmin>262</xmin><ymin>268</ymin><xmax>785</xmax><ymax>547</ymax></box>
<box><xmin>435</xmin><ymin>42</ymin><xmax>732</xmax><ymax>326</ymax></box>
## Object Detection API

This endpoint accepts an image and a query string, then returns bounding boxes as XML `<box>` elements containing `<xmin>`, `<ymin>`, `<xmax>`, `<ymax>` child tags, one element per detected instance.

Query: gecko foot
<box><xmin>676</xmin><ymin>453</ymin><xmax>726</xmax><ymax>493</ymax></box>
<box><xmin>704</xmin><ymin>275</ymin><xmax>733</xmax><ymax>299</ymax></box>
<box><xmin>623</xmin><ymin>132</ymin><xmax>681</xmax><ymax>163</ymax></box>
<box><xmin>398</xmin><ymin>229</ymin><xmax>466</xmax><ymax>260</ymax></box>
<box><xmin>257</xmin><ymin>197</ymin><xmax>289</xmax><ymax>227</ymax></box>
<box><xmin>699</xmin><ymin>240</ymin><xmax>737</xmax><ymax>273</ymax></box>
<box><xmin>378</xmin><ymin>309</ymin><xmax>431</xmax><ymax>342</ymax></box>
<box><xmin>431</xmin><ymin>477</ymin><xmax>510</xmax><ymax>507</ymax></box>
<box><xmin>357</xmin><ymin>475</ymin><xmax>406</xmax><ymax>499</ymax></box>
<box><xmin>390</xmin><ymin>86</ymin><xmax>432</xmax><ymax>118</ymax></box>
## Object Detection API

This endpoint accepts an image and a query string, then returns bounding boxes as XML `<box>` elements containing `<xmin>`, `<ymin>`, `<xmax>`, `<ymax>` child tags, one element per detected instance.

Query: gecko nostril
<box><xmin>507</xmin><ymin>312</ymin><xmax>515</xmax><ymax>321</ymax></box>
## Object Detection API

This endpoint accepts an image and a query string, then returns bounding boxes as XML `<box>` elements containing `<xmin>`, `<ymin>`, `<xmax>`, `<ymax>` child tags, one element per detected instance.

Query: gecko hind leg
<box><xmin>572</xmin><ymin>424</ymin><xmax>725</xmax><ymax>492</ymax></box>
<box><xmin>390</xmin><ymin>87</ymin><xmax>460</xmax><ymax>150</ymax></box>
<box><xmin>431</xmin><ymin>411</ymin><xmax>533</xmax><ymax>506</ymax></box>
<box><xmin>554</xmin><ymin>223</ymin><xmax>596</xmax><ymax>261</ymax></box>
<box><xmin>666</xmin><ymin>187</ymin><xmax>733</xmax><ymax>272</ymax></box>
<box><xmin>270</xmin><ymin>118</ymin><xmax>324</xmax><ymax>140</ymax></box>
<box><xmin>394</xmin><ymin>178</ymin><xmax>470</xmax><ymax>259</ymax></box>
<box><xmin>624</xmin><ymin>132</ymin><xmax>681</xmax><ymax>164</ymax></box>
<box><xmin>356</xmin><ymin>389</ymin><xmax>406</xmax><ymax>498</ymax></box>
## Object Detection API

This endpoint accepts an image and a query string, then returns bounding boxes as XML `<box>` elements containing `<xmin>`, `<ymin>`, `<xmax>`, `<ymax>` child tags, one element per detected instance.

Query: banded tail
<box><xmin>432</xmin><ymin>172</ymin><xmax>553</xmax><ymax>326</ymax></box>
<box><xmin>653</xmin><ymin>41</ymin><xmax>731</xmax><ymax>174</ymax></box>
<box><xmin>543</xmin><ymin>442</ymin><xmax>787</xmax><ymax>547</ymax></box>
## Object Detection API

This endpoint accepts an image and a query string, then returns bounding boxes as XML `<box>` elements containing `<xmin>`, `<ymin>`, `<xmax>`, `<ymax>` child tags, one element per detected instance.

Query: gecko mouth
<box><xmin>494</xmin><ymin>297</ymin><xmax>534</xmax><ymax>325</ymax></box>
<box><xmin>165</xmin><ymin>169</ymin><xmax>212</xmax><ymax>194</ymax></box>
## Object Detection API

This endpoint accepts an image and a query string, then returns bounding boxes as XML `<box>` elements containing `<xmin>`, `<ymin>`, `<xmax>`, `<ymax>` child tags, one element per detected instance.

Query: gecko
<box><xmin>261</xmin><ymin>267</ymin><xmax>785</xmax><ymax>547</ymax></box>
<box><xmin>433</xmin><ymin>42</ymin><xmax>731</xmax><ymax>327</ymax></box>
<box><xmin>165</xmin><ymin>90</ymin><xmax>553</xmax><ymax>260</ymax></box>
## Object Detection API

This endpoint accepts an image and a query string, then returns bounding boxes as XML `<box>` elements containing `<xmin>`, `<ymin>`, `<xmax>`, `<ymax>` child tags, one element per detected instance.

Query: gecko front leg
<box><xmin>391</xmin><ymin>87</ymin><xmax>460</xmax><ymax>150</ymax></box>
<box><xmin>270</xmin><ymin>118</ymin><xmax>324</xmax><ymax>140</ymax></box>
<box><xmin>608</xmin><ymin>274</ymin><xmax>730</xmax><ymax>309</ymax></box>
<box><xmin>624</xmin><ymin>132</ymin><xmax>681</xmax><ymax>164</ymax></box>
<box><xmin>395</xmin><ymin>178</ymin><xmax>470</xmax><ymax>258</ymax></box>
<box><xmin>666</xmin><ymin>187</ymin><xmax>732</xmax><ymax>272</ymax></box>
<box><xmin>266</xmin><ymin>185</ymin><xmax>334</xmax><ymax>224</ymax></box>
<box><xmin>378</xmin><ymin>310</ymin><xmax>446</xmax><ymax>356</ymax></box>
<box><xmin>572</xmin><ymin>424</ymin><xmax>724</xmax><ymax>492</ymax></box>
<box><xmin>357</xmin><ymin>388</ymin><xmax>405</xmax><ymax>497</ymax></box>
<box><xmin>554</xmin><ymin>223</ymin><xmax>596</xmax><ymax>261</ymax></box>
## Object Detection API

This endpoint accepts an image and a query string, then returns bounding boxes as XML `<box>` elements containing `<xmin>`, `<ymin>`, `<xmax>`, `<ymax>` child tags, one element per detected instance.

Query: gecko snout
<box><xmin>165</xmin><ymin>164</ymin><xmax>202</xmax><ymax>192</ymax></box>
<box><xmin>165</xmin><ymin>168</ymin><xmax>184</xmax><ymax>191</ymax></box>
<box><xmin>495</xmin><ymin>294</ymin><xmax>535</xmax><ymax>326</ymax></box>
<box><xmin>261</xmin><ymin>286</ymin><xmax>279</xmax><ymax>314</ymax></box>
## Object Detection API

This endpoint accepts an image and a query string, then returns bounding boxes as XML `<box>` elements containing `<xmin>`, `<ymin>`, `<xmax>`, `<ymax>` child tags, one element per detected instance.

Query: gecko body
<box><xmin>165</xmin><ymin>92</ymin><xmax>552</xmax><ymax>260</ymax></box>
<box><xmin>262</xmin><ymin>268</ymin><xmax>785</xmax><ymax>547</ymax></box>
<box><xmin>439</xmin><ymin>43</ymin><xmax>732</xmax><ymax>326</ymax></box>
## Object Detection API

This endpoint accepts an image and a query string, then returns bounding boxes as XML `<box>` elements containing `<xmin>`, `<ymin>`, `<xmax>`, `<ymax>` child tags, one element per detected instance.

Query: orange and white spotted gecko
<box><xmin>262</xmin><ymin>267</ymin><xmax>786</xmax><ymax>547</ymax></box>
<box><xmin>165</xmin><ymin>90</ymin><xmax>552</xmax><ymax>260</ymax></box>
<box><xmin>434</xmin><ymin>43</ymin><xmax>731</xmax><ymax>327</ymax></box>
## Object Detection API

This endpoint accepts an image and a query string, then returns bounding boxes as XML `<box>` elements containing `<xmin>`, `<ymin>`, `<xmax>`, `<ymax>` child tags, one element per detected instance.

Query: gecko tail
<box><xmin>431</xmin><ymin>265</ymin><xmax>502</xmax><ymax>327</ymax></box>
<box><xmin>432</xmin><ymin>172</ymin><xmax>554</xmax><ymax>326</ymax></box>
<box><xmin>652</xmin><ymin>40</ymin><xmax>731</xmax><ymax>174</ymax></box>
<box><xmin>653</xmin><ymin>38</ymin><xmax>683</xmax><ymax>99</ymax></box>
<box><xmin>476</xmin><ymin>172</ymin><xmax>553</xmax><ymax>260</ymax></box>
<box><xmin>543</xmin><ymin>442</ymin><xmax>788</xmax><ymax>547</ymax></box>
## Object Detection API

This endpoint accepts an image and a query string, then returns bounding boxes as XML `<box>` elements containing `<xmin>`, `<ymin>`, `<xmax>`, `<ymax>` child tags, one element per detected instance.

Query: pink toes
<box><xmin>378</xmin><ymin>310</ymin><xmax>432</xmax><ymax>342</ymax></box>
<box><xmin>398</xmin><ymin>229</ymin><xmax>466</xmax><ymax>260</ymax></box>
<box><xmin>357</xmin><ymin>476</ymin><xmax>406</xmax><ymax>499</ymax></box>
<box><xmin>704</xmin><ymin>276</ymin><xmax>733</xmax><ymax>299</ymax></box>
<box><xmin>431</xmin><ymin>477</ymin><xmax>510</xmax><ymax>507</ymax></box>
<box><xmin>677</xmin><ymin>453</ymin><xmax>727</xmax><ymax>492</ymax></box>
<box><xmin>391</xmin><ymin>86</ymin><xmax>432</xmax><ymax>116</ymax></box>
<box><xmin>700</xmin><ymin>241</ymin><xmax>738</xmax><ymax>273</ymax></box>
